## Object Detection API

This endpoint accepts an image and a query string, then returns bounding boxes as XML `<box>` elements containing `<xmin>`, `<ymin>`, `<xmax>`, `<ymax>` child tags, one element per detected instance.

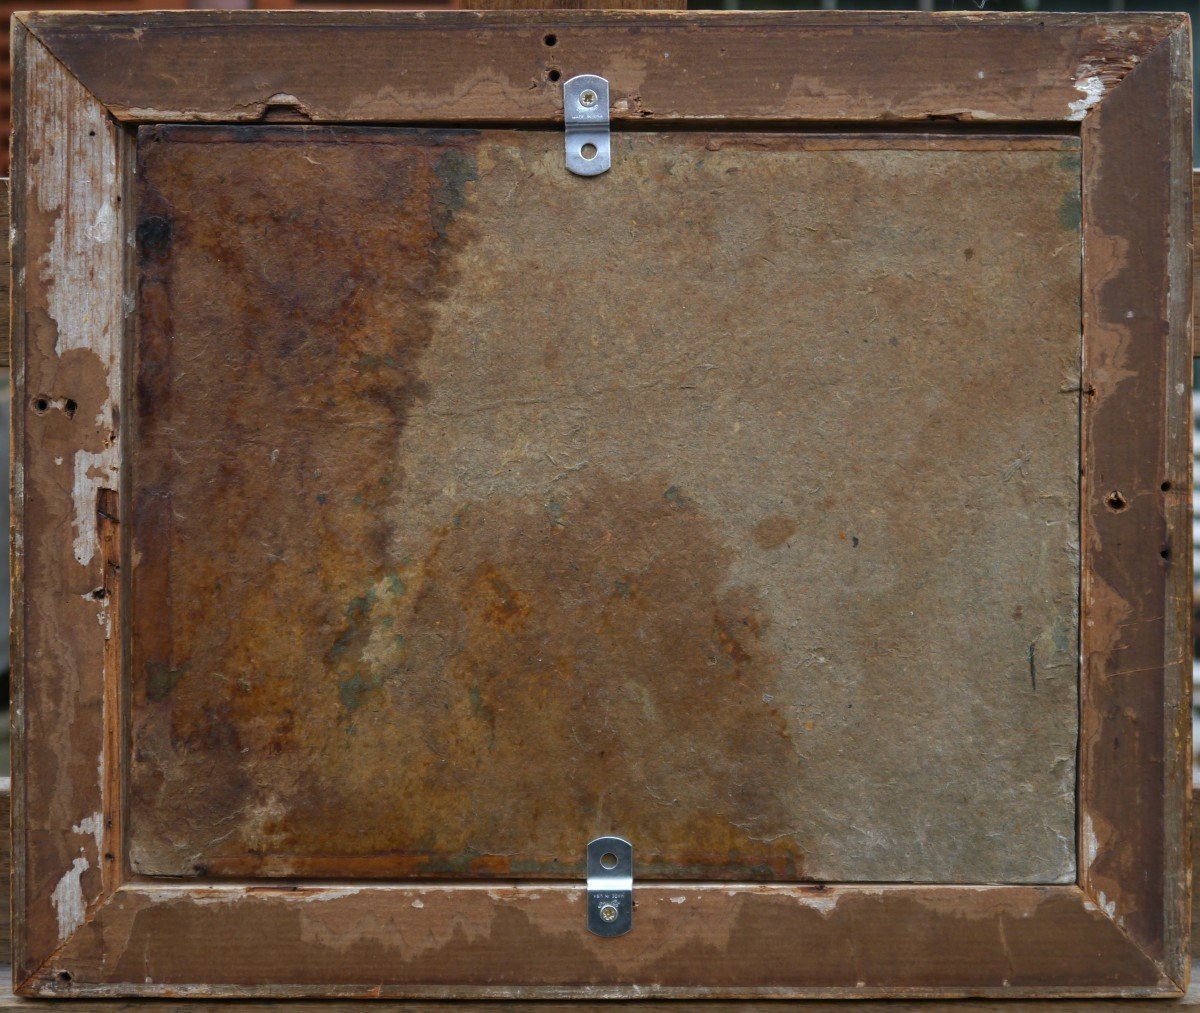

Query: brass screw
<box><xmin>599</xmin><ymin>903</ymin><xmax>619</xmax><ymax>923</ymax></box>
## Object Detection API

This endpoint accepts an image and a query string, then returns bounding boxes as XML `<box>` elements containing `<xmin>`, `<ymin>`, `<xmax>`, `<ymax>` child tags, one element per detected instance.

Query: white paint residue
<box><xmin>72</xmin><ymin>449</ymin><xmax>117</xmax><ymax>566</ymax></box>
<box><xmin>294</xmin><ymin>888</ymin><xmax>360</xmax><ymax>904</ymax></box>
<box><xmin>1097</xmin><ymin>890</ymin><xmax>1117</xmax><ymax>919</ymax></box>
<box><xmin>1068</xmin><ymin>76</ymin><xmax>1105</xmax><ymax>121</ymax></box>
<box><xmin>1082</xmin><ymin>813</ymin><xmax>1099</xmax><ymax>867</ymax></box>
<box><xmin>412</xmin><ymin>899</ymin><xmax>425</xmax><ymax>908</ymax></box>
<box><xmin>51</xmin><ymin>857</ymin><xmax>89</xmax><ymax>939</ymax></box>
<box><xmin>669</xmin><ymin>896</ymin><xmax>686</xmax><ymax>905</ymax></box>
<box><xmin>798</xmin><ymin>892</ymin><xmax>841</xmax><ymax>916</ymax></box>
<box><xmin>30</xmin><ymin>48</ymin><xmax>122</xmax><ymax>570</ymax></box>
<box><xmin>88</xmin><ymin>203</ymin><xmax>116</xmax><ymax>245</ymax></box>
<box><xmin>72</xmin><ymin>812</ymin><xmax>104</xmax><ymax>852</ymax></box>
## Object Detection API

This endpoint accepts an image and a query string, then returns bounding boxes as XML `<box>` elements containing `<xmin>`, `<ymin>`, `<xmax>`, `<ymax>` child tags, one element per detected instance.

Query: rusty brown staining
<box><xmin>130</xmin><ymin>127</ymin><xmax>1083</xmax><ymax>883</ymax></box>
<box><xmin>330</xmin><ymin>470</ymin><xmax>807</xmax><ymax>878</ymax></box>
<box><xmin>752</xmin><ymin>514</ymin><xmax>797</xmax><ymax>551</ymax></box>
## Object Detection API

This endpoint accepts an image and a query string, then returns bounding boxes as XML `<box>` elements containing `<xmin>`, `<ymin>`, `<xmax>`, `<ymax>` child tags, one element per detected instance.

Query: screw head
<box><xmin>580</xmin><ymin>89</ymin><xmax>598</xmax><ymax>108</ymax></box>
<box><xmin>598</xmin><ymin>903</ymin><xmax>619</xmax><ymax>923</ymax></box>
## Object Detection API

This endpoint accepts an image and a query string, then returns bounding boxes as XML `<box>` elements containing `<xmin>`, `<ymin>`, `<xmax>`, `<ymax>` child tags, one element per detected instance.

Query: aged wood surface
<box><xmin>466</xmin><ymin>0</ymin><xmax>684</xmax><ymax>8</ymax></box>
<box><xmin>21</xmin><ymin>884</ymin><xmax>1173</xmax><ymax>997</ymax></box>
<box><xmin>130</xmin><ymin>126</ymin><xmax>1082</xmax><ymax>884</ymax></box>
<box><xmin>9</xmin><ymin>24</ymin><xmax>127</xmax><ymax>989</ymax></box>
<box><xmin>11</xmin><ymin>10</ymin><xmax>1191</xmax><ymax>999</ymax></box>
<box><xmin>0</xmin><ymin>179</ymin><xmax>9</xmax><ymax>368</ymax></box>
<box><xmin>1077</xmin><ymin>25</ymin><xmax>1193</xmax><ymax>986</ymax></box>
<box><xmin>18</xmin><ymin>11</ymin><xmax>1182</xmax><ymax>126</ymax></box>
<box><xmin>2</xmin><ymin>968</ymin><xmax>1200</xmax><ymax>1010</ymax></box>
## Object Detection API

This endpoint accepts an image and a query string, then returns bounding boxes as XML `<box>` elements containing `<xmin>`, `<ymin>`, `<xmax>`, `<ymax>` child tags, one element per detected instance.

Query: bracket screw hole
<box><xmin>581</xmin><ymin>142</ymin><xmax>598</xmax><ymax>160</ymax></box>
<box><xmin>600</xmin><ymin>851</ymin><xmax>617</xmax><ymax>869</ymax></box>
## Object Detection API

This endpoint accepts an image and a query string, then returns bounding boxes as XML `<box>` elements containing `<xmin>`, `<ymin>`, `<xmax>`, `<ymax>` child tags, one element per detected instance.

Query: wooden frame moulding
<box><xmin>9</xmin><ymin>10</ymin><xmax>1194</xmax><ymax>999</ymax></box>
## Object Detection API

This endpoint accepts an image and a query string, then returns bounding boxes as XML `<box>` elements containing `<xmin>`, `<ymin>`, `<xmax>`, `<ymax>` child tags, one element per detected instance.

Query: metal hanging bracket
<box><xmin>586</xmin><ymin>836</ymin><xmax>632</xmax><ymax>936</ymax></box>
<box><xmin>563</xmin><ymin>74</ymin><xmax>611</xmax><ymax>177</ymax></box>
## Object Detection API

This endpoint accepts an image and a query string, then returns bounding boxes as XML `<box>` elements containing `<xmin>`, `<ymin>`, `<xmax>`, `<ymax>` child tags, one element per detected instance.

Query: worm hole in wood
<box><xmin>1104</xmin><ymin>491</ymin><xmax>1128</xmax><ymax>512</ymax></box>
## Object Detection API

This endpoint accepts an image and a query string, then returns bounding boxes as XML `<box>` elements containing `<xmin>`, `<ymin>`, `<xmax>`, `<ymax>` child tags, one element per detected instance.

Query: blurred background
<box><xmin>0</xmin><ymin>0</ymin><xmax>1195</xmax><ymax>778</ymax></box>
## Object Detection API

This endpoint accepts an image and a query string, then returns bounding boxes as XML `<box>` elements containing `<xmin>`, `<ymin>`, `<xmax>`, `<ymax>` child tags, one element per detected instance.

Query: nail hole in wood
<box><xmin>1105</xmin><ymin>491</ymin><xmax>1128</xmax><ymax>512</ymax></box>
<box><xmin>544</xmin><ymin>33</ymin><xmax>557</xmax><ymax>46</ymax></box>
<box><xmin>547</xmin><ymin>68</ymin><xmax>561</xmax><ymax>82</ymax></box>
<box><xmin>1161</xmin><ymin>547</ymin><xmax>1171</xmax><ymax>560</ymax></box>
<box><xmin>33</xmin><ymin>397</ymin><xmax>48</xmax><ymax>413</ymax></box>
<box><xmin>1161</xmin><ymin>480</ymin><xmax>1171</xmax><ymax>492</ymax></box>
<box><xmin>57</xmin><ymin>971</ymin><xmax>72</xmax><ymax>984</ymax></box>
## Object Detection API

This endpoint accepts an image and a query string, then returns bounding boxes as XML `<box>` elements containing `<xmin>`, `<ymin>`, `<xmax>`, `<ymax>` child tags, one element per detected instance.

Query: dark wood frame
<box><xmin>9</xmin><ymin>10</ymin><xmax>1193</xmax><ymax>999</ymax></box>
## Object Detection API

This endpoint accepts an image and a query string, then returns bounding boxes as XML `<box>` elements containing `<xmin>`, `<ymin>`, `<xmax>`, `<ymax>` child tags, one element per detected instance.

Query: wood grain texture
<box><xmin>9</xmin><ymin>22</ymin><xmax>127</xmax><ymax>990</ymax></box>
<box><xmin>0</xmin><ymin>179</ymin><xmax>9</xmax><ymax>369</ymax></box>
<box><xmin>465</xmin><ymin>0</ymin><xmax>683</xmax><ymax>9</ymax></box>
<box><xmin>1077</xmin><ymin>22</ymin><xmax>1193</xmax><ymax>988</ymax></box>
<box><xmin>17</xmin><ymin>11</ymin><xmax>1182</xmax><ymax>126</ymax></box>
<box><xmin>9</xmin><ymin>10</ymin><xmax>1192</xmax><ymax>1000</ymax></box>
<box><xmin>127</xmin><ymin>126</ymin><xmax>1083</xmax><ymax>886</ymax></box>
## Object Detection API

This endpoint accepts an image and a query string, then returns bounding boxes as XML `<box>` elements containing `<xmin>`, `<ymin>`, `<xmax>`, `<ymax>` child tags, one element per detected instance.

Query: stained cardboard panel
<box><xmin>129</xmin><ymin>126</ymin><xmax>1081</xmax><ymax>883</ymax></box>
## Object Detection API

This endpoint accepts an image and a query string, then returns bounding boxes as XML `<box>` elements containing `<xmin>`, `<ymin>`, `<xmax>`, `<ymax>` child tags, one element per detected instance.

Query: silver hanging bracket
<box><xmin>563</xmin><ymin>74</ymin><xmax>611</xmax><ymax>177</ymax></box>
<box><xmin>586</xmin><ymin>836</ymin><xmax>632</xmax><ymax>936</ymax></box>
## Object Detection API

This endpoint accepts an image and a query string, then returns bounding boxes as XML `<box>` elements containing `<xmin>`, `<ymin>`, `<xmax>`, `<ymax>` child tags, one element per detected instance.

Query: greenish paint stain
<box><xmin>339</xmin><ymin>671</ymin><xmax>376</xmax><ymax>711</ymax></box>
<box><xmin>434</xmin><ymin>149</ymin><xmax>479</xmax><ymax>214</ymax></box>
<box><xmin>432</xmin><ymin>148</ymin><xmax>479</xmax><ymax>244</ymax></box>
<box><xmin>1052</xmin><ymin>624</ymin><xmax>1071</xmax><ymax>654</ymax></box>
<box><xmin>469</xmin><ymin>682</ymin><xmax>485</xmax><ymax>718</ymax></box>
<box><xmin>545</xmin><ymin>501</ymin><xmax>565</xmax><ymax>526</ymax></box>
<box><xmin>145</xmin><ymin>661</ymin><xmax>188</xmax><ymax>703</ymax></box>
<box><xmin>387</xmin><ymin>574</ymin><xmax>407</xmax><ymax>596</ymax></box>
<box><xmin>1058</xmin><ymin>190</ymin><xmax>1082</xmax><ymax>233</ymax></box>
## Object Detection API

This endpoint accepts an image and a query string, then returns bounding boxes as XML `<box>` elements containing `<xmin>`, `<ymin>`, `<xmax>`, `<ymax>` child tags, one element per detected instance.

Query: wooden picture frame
<box><xmin>9</xmin><ymin>10</ymin><xmax>1192</xmax><ymax>998</ymax></box>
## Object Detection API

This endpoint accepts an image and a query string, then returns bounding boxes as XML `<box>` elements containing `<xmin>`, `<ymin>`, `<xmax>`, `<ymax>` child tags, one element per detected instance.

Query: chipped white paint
<box><xmin>72</xmin><ymin>449</ymin><xmax>118</xmax><ymax>565</ymax></box>
<box><xmin>1097</xmin><ymin>890</ymin><xmax>1117</xmax><ymax>920</ymax></box>
<box><xmin>669</xmin><ymin>896</ymin><xmax>686</xmax><ymax>904</ymax></box>
<box><xmin>1067</xmin><ymin>75</ymin><xmax>1105</xmax><ymax>121</ymax></box>
<box><xmin>1081</xmin><ymin>812</ymin><xmax>1099</xmax><ymax>867</ymax></box>
<box><xmin>51</xmin><ymin>856</ymin><xmax>89</xmax><ymax>939</ymax></box>
<box><xmin>294</xmin><ymin>887</ymin><xmax>362</xmax><ymax>903</ymax></box>
<box><xmin>26</xmin><ymin>39</ymin><xmax>123</xmax><ymax>569</ymax></box>
<box><xmin>412</xmin><ymin>899</ymin><xmax>425</xmax><ymax>908</ymax></box>
<box><xmin>72</xmin><ymin>812</ymin><xmax>104</xmax><ymax>851</ymax></box>
<box><xmin>797</xmin><ymin>891</ymin><xmax>842</xmax><ymax>916</ymax></box>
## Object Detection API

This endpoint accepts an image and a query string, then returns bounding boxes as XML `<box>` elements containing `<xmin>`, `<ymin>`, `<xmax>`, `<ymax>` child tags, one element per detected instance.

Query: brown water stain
<box><xmin>128</xmin><ymin>126</ymin><xmax>485</xmax><ymax>874</ymax></box>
